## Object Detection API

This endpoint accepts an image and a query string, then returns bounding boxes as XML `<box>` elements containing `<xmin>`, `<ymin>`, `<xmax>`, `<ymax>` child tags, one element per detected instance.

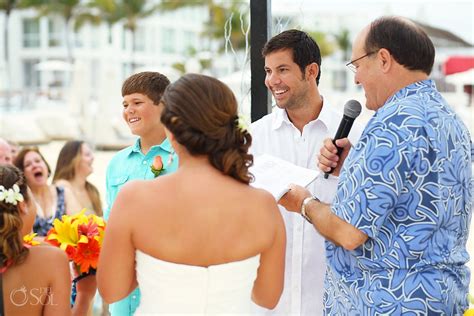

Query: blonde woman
<box><xmin>53</xmin><ymin>140</ymin><xmax>103</xmax><ymax>217</ymax></box>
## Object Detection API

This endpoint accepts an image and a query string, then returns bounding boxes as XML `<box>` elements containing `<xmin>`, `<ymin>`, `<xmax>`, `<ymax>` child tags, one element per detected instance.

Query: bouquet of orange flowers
<box><xmin>46</xmin><ymin>210</ymin><xmax>106</xmax><ymax>274</ymax></box>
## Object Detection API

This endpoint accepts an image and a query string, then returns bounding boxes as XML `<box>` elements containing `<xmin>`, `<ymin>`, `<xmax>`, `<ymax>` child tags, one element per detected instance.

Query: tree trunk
<box><xmin>130</xmin><ymin>29</ymin><xmax>136</xmax><ymax>72</ymax></box>
<box><xmin>3</xmin><ymin>9</ymin><xmax>11</xmax><ymax>110</ymax></box>
<box><xmin>107</xmin><ymin>23</ymin><xmax>113</xmax><ymax>44</ymax></box>
<box><xmin>65</xmin><ymin>16</ymin><xmax>74</xmax><ymax>64</ymax></box>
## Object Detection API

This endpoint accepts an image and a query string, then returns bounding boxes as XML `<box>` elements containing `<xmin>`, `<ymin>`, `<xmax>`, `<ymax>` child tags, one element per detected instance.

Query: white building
<box><xmin>0</xmin><ymin>5</ymin><xmax>210</xmax><ymax>146</ymax></box>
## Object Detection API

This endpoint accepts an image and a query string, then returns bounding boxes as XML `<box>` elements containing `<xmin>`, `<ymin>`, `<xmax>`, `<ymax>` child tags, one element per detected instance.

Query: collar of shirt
<box><xmin>379</xmin><ymin>79</ymin><xmax>435</xmax><ymax>115</ymax></box>
<box><xmin>126</xmin><ymin>137</ymin><xmax>173</xmax><ymax>157</ymax></box>
<box><xmin>271</xmin><ymin>96</ymin><xmax>330</xmax><ymax>131</ymax></box>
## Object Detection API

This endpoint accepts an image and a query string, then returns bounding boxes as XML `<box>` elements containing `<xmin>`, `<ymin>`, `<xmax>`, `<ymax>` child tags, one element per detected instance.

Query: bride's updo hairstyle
<box><xmin>0</xmin><ymin>165</ymin><xmax>29</xmax><ymax>269</ymax></box>
<box><xmin>161</xmin><ymin>73</ymin><xmax>253</xmax><ymax>184</ymax></box>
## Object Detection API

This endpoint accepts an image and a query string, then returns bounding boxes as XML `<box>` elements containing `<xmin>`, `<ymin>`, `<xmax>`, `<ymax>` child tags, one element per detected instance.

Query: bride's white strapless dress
<box><xmin>134</xmin><ymin>250</ymin><xmax>261</xmax><ymax>315</ymax></box>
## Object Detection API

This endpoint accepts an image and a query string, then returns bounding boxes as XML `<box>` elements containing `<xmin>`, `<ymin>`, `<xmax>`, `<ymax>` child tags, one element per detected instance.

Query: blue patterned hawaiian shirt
<box><xmin>326</xmin><ymin>80</ymin><xmax>472</xmax><ymax>315</ymax></box>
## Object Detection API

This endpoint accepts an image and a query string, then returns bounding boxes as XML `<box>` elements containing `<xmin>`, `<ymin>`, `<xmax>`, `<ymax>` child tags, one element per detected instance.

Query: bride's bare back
<box><xmin>134</xmin><ymin>165</ymin><xmax>280</xmax><ymax>265</ymax></box>
<box><xmin>99</xmin><ymin>163</ymin><xmax>285</xmax><ymax>309</ymax></box>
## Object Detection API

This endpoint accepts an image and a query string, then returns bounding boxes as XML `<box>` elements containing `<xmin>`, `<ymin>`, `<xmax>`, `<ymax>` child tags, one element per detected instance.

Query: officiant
<box><xmin>279</xmin><ymin>16</ymin><xmax>472</xmax><ymax>315</ymax></box>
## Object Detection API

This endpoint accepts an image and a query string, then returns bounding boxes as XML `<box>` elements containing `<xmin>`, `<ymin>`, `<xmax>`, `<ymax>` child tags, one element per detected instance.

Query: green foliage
<box><xmin>334</xmin><ymin>28</ymin><xmax>351</xmax><ymax>61</ymax></box>
<box><xmin>160</xmin><ymin>0</ymin><xmax>249</xmax><ymax>52</ymax></box>
<box><xmin>119</xmin><ymin>0</ymin><xmax>157</xmax><ymax>33</ymax></box>
<box><xmin>172</xmin><ymin>62</ymin><xmax>186</xmax><ymax>75</ymax></box>
<box><xmin>306</xmin><ymin>30</ymin><xmax>336</xmax><ymax>57</ymax></box>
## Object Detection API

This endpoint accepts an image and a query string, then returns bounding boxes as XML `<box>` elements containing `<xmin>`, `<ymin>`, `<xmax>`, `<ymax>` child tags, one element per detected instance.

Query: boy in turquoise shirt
<box><xmin>104</xmin><ymin>72</ymin><xmax>178</xmax><ymax>316</ymax></box>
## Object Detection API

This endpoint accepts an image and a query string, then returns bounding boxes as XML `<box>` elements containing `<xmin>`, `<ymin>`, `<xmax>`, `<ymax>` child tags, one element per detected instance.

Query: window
<box><xmin>134</xmin><ymin>27</ymin><xmax>145</xmax><ymax>52</ymax></box>
<box><xmin>162</xmin><ymin>28</ymin><xmax>176</xmax><ymax>54</ymax></box>
<box><xmin>182</xmin><ymin>31</ymin><xmax>195</xmax><ymax>53</ymax></box>
<box><xmin>48</xmin><ymin>18</ymin><xmax>63</xmax><ymax>47</ymax></box>
<box><xmin>23</xmin><ymin>59</ymin><xmax>40</xmax><ymax>87</ymax></box>
<box><xmin>22</xmin><ymin>18</ymin><xmax>40</xmax><ymax>48</ymax></box>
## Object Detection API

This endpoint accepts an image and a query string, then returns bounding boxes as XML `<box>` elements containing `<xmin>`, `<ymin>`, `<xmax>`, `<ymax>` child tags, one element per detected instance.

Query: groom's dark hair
<box><xmin>122</xmin><ymin>71</ymin><xmax>170</xmax><ymax>105</ymax></box>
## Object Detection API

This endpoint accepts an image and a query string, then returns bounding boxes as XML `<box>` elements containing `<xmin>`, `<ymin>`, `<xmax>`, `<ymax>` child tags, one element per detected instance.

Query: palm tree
<box><xmin>334</xmin><ymin>28</ymin><xmax>351</xmax><ymax>61</ymax></box>
<box><xmin>0</xmin><ymin>0</ymin><xmax>18</xmax><ymax>108</ymax></box>
<box><xmin>333</xmin><ymin>28</ymin><xmax>351</xmax><ymax>91</ymax></box>
<box><xmin>160</xmin><ymin>0</ymin><xmax>249</xmax><ymax>52</ymax></box>
<box><xmin>207</xmin><ymin>3</ymin><xmax>249</xmax><ymax>53</ymax></box>
<box><xmin>118</xmin><ymin>0</ymin><xmax>157</xmax><ymax>71</ymax></box>
<box><xmin>1</xmin><ymin>1</ymin><xmax>17</xmax><ymax>74</ymax></box>
<box><xmin>77</xmin><ymin>0</ymin><xmax>123</xmax><ymax>45</ymax></box>
<box><xmin>0</xmin><ymin>0</ymin><xmax>40</xmax><ymax>108</ymax></box>
<box><xmin>307</xmin><ymin>30</ymin><xmax>335</xmax><ymax>57</ymax></box>
<box><xmin>27</xmin><ymin>0</ymin><xmax>85</xmax><ymax>64</ymax></box>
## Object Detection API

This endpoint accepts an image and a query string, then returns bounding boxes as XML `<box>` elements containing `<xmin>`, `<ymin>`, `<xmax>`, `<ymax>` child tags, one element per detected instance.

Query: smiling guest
<box><xmin>0</xmin><ymin>137</ymin><xmax>12</xmax><ymax>165</ymax></box>
<box><xmin>250</xmin><ymin>29</ymin><xmax>363</xmax><ymax>316</ymax></box>
<box><xmin>14</xmin><ymin>147</ymin><xmax>76</xmax><ymax>236</ymax></box>
<box><xmin>104</xmin><ymin>71</ymin><xmax>178</xmax><ymax>316</ymax></box>
<box><xmin>53</xmin><ymin>140</ymin><xmax>103</xmax><ymax>216</ymax></box>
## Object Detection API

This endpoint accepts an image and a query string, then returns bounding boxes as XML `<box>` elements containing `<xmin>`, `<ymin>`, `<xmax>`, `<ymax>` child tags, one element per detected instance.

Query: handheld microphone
<box><xmin>323</xmin><ymin>100</ymin><xmax>362</xmax><ymax>179</ymax></box>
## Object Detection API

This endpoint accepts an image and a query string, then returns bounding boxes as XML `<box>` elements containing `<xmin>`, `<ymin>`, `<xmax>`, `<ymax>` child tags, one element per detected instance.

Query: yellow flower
<box><xmin>464</xmin><ymin>309</ymin><xmax>474</xmax><ymax>316</ymax></box>
<box><xmin>46</xmin><ymin>215</ymin><xmax>82</xmax><ymax>250</ymax></box>
<box><xmin>70</xmin><ymin>209</ymin><xmax>90</xmax><ymax>225</ymax></box>
<box><xmin>469</xmin><ymin>293</ymin><xmax>474</xmax><ymax>305</ymax></box>
<box><xmin>89</xmin><ymin>214</ymin><xmax>105</xmax><ymax>228</ymax></box>
<box><xmin>23</xmin><ymin>233</ymin><xmax>40</xmax><ymax>246</ymax></box>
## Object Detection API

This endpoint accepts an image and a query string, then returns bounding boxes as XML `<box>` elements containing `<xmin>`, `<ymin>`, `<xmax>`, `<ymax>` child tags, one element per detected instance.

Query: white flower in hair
<box><xmin>0</xmin><ymin>184</ymin><xmax>24</xmax><ymax>206</ymax></box>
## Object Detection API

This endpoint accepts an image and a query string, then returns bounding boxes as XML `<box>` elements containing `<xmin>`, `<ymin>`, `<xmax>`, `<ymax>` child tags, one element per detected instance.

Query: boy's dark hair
<box><xmin>121</xmin><ymin>72</ymin><xmax>170</xmax><ymax>105</ymax></box>
<box><xmin>262</xmin><ymin>29</ymin><xmax>322</xmax><ymax>85</ymax></box>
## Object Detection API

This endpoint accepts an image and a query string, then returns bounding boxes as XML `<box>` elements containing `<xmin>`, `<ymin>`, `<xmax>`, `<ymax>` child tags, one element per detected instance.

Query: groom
<box><xmin>104</xmin><ymin>71</ymin><xmax>178</xmax><ymax>315</ymax></box>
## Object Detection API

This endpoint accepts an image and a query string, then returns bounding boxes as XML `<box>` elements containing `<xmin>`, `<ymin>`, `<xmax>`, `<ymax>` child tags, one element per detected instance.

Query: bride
<box><xmin>98</xmin><ymin>73</ymin><xmax>286</xmax><ymax>314</ymax></box>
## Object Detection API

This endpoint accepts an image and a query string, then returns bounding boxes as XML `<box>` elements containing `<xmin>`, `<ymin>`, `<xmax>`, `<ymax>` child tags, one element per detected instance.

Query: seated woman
<box><xmin>98</xmin><ymin>74</ymin><xmax>286</xmax><ymax>314</ymax></box>
<box><xmin>13</xmin><ymin>147</ymin><xmax>75</xmax><ymax>236</ymax></box>
<box><xmin>53</xmin><ymin>140</ymin><xmax>103</xmax><ymax>216</ymax></box>
<box><xmin>0</xmin><ymin>164</ymin><xmax>71</xmax><ymax>315</ymax></box>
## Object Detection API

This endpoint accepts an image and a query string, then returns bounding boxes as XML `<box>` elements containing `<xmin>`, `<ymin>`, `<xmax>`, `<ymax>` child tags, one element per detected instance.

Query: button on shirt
<box><xmin>327</xmin><ymin>80</ymin><xmax>473</xmax><ymax>315</ymax></box>
<box><xmin>250</xmin><ymin>100</ymin><xmax>363</xmax><ymax>316</ymax></box>
<box><xmin>104</xmin><ymin>137</ymin><xmax>178</xmax><ymax>316</ymax></box>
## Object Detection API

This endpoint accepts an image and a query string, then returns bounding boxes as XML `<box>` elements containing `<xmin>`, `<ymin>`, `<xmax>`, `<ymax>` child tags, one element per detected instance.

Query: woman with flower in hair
<box><xmin>98</xmin><ymin>74</ymin><xmax>286</xmax><ymax>314</ymax></box>
<box><xmin>0</xmin><ymin>164</ymin><xmax>71</xmax><ymax>315</ymax></box>
<box><xmin>1</xmin><ymin>165</ymin><xmax>99</xmax><ymax>315</ymax></box>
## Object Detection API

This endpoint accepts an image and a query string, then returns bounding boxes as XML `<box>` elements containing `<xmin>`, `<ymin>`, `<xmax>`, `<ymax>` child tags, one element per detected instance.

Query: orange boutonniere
<box><xmin>151</xmin><ymin>155</ymin><xmax>165</xmax><ymax>177</ymax></box>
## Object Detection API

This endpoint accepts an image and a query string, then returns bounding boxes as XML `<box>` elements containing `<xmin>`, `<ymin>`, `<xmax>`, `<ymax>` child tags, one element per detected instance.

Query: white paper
<box><xmin>249</xmin><ymin>154</ymin><xmax>319</xmax><ymax>200</ymax></box>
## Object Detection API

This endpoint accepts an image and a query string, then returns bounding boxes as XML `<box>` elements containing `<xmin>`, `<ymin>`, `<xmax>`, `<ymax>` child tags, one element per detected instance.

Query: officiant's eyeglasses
<box><xmin>346</xmin><ymin>51</ymin><xmax>377</xmax><ymax>73</ymax></box>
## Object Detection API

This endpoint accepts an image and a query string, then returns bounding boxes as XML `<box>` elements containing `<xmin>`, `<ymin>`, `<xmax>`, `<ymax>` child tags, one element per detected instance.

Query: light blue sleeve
<box><xmin>108</xmin><ymin>288</ymin><xmax>141</xmax><ymax>316</ymax></box>
<box><xmin>104</xmin><ymin>161</ymin><xmax>113</xmax><ymax>221</ymax></box>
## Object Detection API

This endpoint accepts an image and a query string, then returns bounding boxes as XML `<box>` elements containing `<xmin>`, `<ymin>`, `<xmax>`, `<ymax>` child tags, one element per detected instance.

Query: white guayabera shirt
<box><xmin>249</xmin><ymin>101</ymin><xmax>362</xmax><ymax>316</ymax></box>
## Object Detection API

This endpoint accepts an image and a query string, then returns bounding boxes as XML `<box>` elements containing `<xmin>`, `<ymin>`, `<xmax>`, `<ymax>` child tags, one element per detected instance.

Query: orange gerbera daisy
<box><xmin>65</xmin><ymin>244</ymin><xmax>77</xmax><ymax>261</ymax></box>
<box><xmin>74</xmin><ymin>238</ymin><xmax>100</xmax><ymax>274</ymax></box>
